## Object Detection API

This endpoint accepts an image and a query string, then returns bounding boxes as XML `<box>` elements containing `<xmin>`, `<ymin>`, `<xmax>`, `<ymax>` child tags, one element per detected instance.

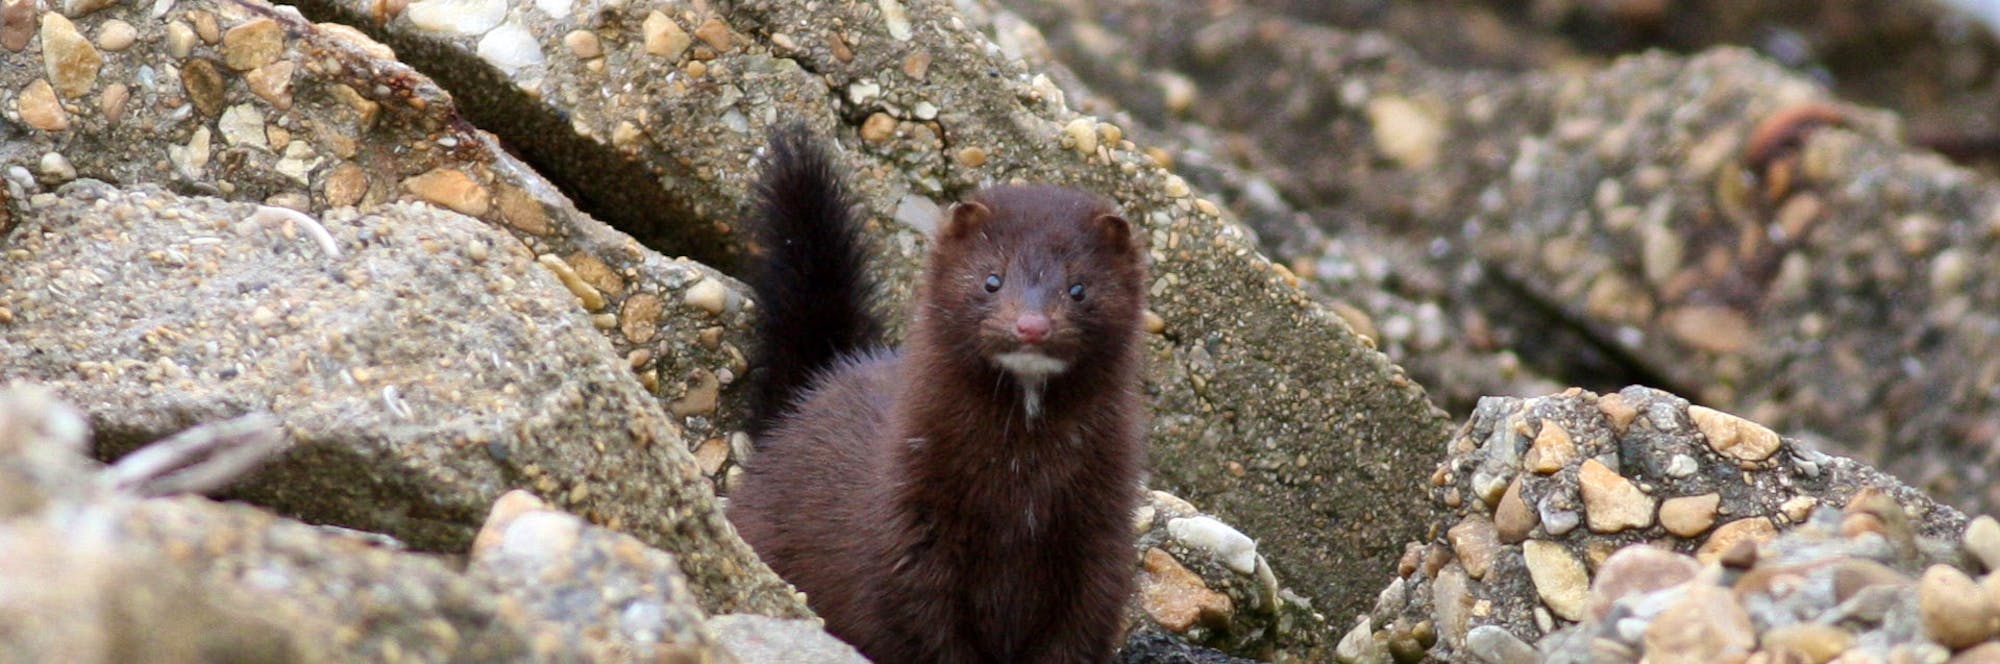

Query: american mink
<box><xmin>728</xmin><ymin>125</ymin><xmax>1148</xmax><ymax>663</ymax></box>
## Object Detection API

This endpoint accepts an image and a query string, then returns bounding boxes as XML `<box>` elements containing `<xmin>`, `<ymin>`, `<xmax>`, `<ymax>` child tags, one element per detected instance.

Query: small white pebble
<box><xmin>1167</xmin><ymin>515</ymin><xmax>1257</xmax><ymax>575</ymax></box>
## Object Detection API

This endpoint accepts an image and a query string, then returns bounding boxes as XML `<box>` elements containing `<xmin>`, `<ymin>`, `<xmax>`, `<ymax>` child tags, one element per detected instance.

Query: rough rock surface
<box><xmin>1355</xmin><ymin>386</ymin><xmax>1971</xmax><ymax>661</ymax></box>
<box><xmin>0</xmin><ymin>180</ymin><xmax>802</xmax><ymax>616</ymax></box>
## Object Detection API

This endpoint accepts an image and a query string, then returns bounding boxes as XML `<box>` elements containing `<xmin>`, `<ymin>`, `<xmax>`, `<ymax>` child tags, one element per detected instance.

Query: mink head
<box><xmin>919</xmin><ymin>185</ymin><xmax>1146</xmax><ymax>392</ymax></box>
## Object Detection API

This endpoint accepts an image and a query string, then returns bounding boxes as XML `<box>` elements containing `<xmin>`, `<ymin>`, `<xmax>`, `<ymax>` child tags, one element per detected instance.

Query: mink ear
<box><xmin>942</xmin><ymin>201</ymin><xmax>990</xmax><ymax>241</ymax></box>
<box><xmin>1091</xmin><ymin>213</ymin><xmax>1134</xmax><ymax>252</ymax></box>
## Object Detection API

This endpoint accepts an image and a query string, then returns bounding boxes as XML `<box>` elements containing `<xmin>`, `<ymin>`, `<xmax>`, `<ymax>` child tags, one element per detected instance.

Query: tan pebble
<box><xmin>316</xmin><ymin>23</ymin><xmax>394</xmax><ymax>60</ymax></box>
<box><xmin>1597</xmin><ymin>392</ymin><xmax>1638</xmax><ymax>434</ymax></box>
<box><xmin>1446</xmin><ymin>516</ymin><xmax>1500</xmax><ymax>579</ymax></box>
<box><xmin>1663</xmin><ymin>305</ymin><xmax>1753</xmax><ymax>355</ymax></box>
<box><xmin>40</xmin><ymin>13</ymin><xmax>102</xmax><ymax>98</ymax></box>
<box><xmin>1365</xmin><ymin>96</ymin><xmax>1442</xmax><ymax>169</ymax></box>
<box><xmin>1965</xmin><ymin>516</ymin><xmax>2000</xmax><ymax>573</ymax></box>
<box><xmin>1920</xmin><ymin>564</ymin><xmax>1998</xmax><ymax>649</ymax></box>
<box><xmin>222</xmin><ymin>17</ymin><xmax>284</xmax><ymax>71</ymax></box>
<box><xmin>1142</xmin><ymin>310</ymin><xmax>1165</xmax><ymax>335</ymax></box>
<box><xmin>1643</xmin><ymin>585</ymin><xmax>1753</xmax><ymax>662</ymax></box>
<box><xmin>189</xmin><ymin>10</ymin><xmax>219</xmax><ymax>43</ymax></box>
<box><xmin>642</xmin><ymin>11</ymin><xmax>689</xmax><ymax>59</ymax></box>
<box><xmin>1760</xmin><ymin>623</ymin><xmax>1851</xmax><ymax>664</ymax></box>
<box><xmin>403</xmin><ymin>168</ymin><xmax>491</xmax><ymax>216</ymax></box>
<box><xmin>1587</xmin><ymin>545</ymin><xmax>1699</xmax><ymax>621</ymax></box>
<box><xmin>684</xmin><ymin>277</ymin><xmax>727</xmax><ymax>315</ymax></box>
<box><xmin>165</xmin><ymin>21</ymin><xmax>196</xmax><ymax>58</ymax></box>
<box><xmin>537</xmin><ymin>255</ymin><xmax>606</xmax><ymax>311</ymax></box>
<box><xmin>827</xmin><ymin>31</ymin><xmax>852</xmax><ymax>62</ymax></box>
<box><xmin>1579</xmin><ymin>459</ymin><xmax>1654</xmax><ymax>533</ymax></box>
<box><xmin>1525</xmin><ymin>421</ymin><xmax>1577</xmax><ymax>474</ymax></box>
<box><xmin>181</xmin><ymin>58</ymin><xmax>227</xmax><ymax>117</ymax></box>
<box><xmin>669</xmin><ymin>369</ymin><xmax>720</xmax><ymax>417</ymax></box>
<box><xmin>562</xmin><ymin>30</ymin><xmax>600</xmax><ymax>58</ymax></box>
<box><xmin>1696</xmin><ymin>517</ymin><xmax>1777</xmax><ymax>564</ymax></box>
<box><xmin>1493</xmin><ymin>476</ymin><xmax>1537</xmax><ymax>544</ymax></box>
<box><xmin>860</xmin><ymin>112</ymin><xmax>897</xmax><ymax>143</ymax></box>
<box><xmin>693</xmin><ymin>17</ymin><xmax>730</xmax><ymax>52</ymax></box>
<box><xmin>96</xmin><ymin>20</ymin><xmax>137</xmax><ymax>51</ymax></box>
<box><xmin>324</xmin><ymin>163</ymin><xmax>368</xmax><ymax>207</ymax></box>
<box><xmin>246</xmin><ymin>61</ymin><xmax>296</xmax><ymax>109</ymax></box>
<box><xmin>1098</xmin><ymin>122</ymin><xmax>1123</xmax><ymax>147</ymax></box>
<box><xmin>470</xmin><ymin>489</ymin><xmax>550</xmax><ymax>559</ymax></box>
<box><xmin>902</xmin><ymin>50</ymin><xmax>931</xmax><ymax>79</ymax></box>
<box><xmin>693</xmin><ymin>437</ymin><xmax>729</xmax><ymax>475</ymax></box>
<box><xmin>1779</xmin><ymin>495</ymin><xmax>1818</xmax><ymax>523</ymax></box>
<box><xmin>1137</xmin><ymin>548</ymin><xmax>1232</xmax><ymax>632</ymax></box>
<box><xmin>1063</xmin><ymin>117</ymin><xmax>1098</xmax><ymax>155</ymax></box>
<box><xmin>1522</xmin><ymin>540</ymin><xmax>1590</xmax><ymax>621</ymax></box>
<box><xmin>566</xmin><ymin>253</ymin><xmax>622</xmax><ymax>296</ymax></box>
<box><xmin>955</xmin><ymin>146</ymin><xmax>989</xmax><ymax>167</ymax></box>
<box><xmin>2</xmin><ymin>0</ymin><xmax>32</xmax><ymax>52</ymax></box>
<box><xmin>1689</xmin><ymin>405</ymin><xmax>1782</xmax><ymax>462</ymax></box>
<box><xmin>17</xmin><ymin>79</ymin><xmax>69</xmax><ymax>131</ymax></box>
<box><xmin>97</xmin><ymin>82</ymin><xmax>129</xmax><ymax>125</ymax></box>
<box><xmin>619</xmin><ymin>292</ymin><xmax>664</xmax><ymax>344</ymax></box>
<box><xmin>1658</xmin><ymin>493</ymin><xmax>1720</xmax><ymax>538</ymax></box>
<box><xmin>1162</xmin><ymin>174</ymin><xmax>1190</xmax><ymax>198</ymax></box>
<box><xmin>497</xmin><ymin>186</ymin><xmax>553</xmax><ymax>235</ymax></box>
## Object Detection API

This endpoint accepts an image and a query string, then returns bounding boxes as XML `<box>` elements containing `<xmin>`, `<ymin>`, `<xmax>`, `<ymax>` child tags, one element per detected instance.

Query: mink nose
<box><xmin>1014</xmin><ymin>313</ymin><xmax>1051</xmax><ymax>344</ymax></box>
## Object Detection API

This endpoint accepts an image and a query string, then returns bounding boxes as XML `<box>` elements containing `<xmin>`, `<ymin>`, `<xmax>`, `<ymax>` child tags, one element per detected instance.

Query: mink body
<box><xmin>729</xmin><ymin>126</ymin><xmax>1148</xmax><ymax>663</ymax></box>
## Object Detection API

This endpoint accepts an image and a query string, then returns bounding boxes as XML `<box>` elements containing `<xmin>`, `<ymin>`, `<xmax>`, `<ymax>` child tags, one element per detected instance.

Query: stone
<box><xmin>643</xmin><ymin>11</ymin><xmax>689</xmax><ymax>59</ymax></box>
<box><xmin>1365</xmin><ymin>95</ymin><xmax>1442</xmax><ymax>169</ymax></box>
<box><xmin>1494</xmin><ymin>476</ymin><xmax>1537</xmax><ymax>544</ymax></box>
<box><xmin>693</xmin><ymin>17</ymin><xmax>730</xmax><ymax>51</ymax></box>
<box><xmin>221</xmin><ymin>17</ymin><xmax>284</xmax><ymax>71</ymax></box>
<box><xmin>683</xmin><ymin>278</ymin><xmax>728</xmax><ymax>315</ymax></box>
<box><xmin>1167</xmin><ymin>516</ymin><xmax>1258</xmax><ymax>575</ymax></box>
<box><xmin>404</xmin><ymin>0</ymin><xmax>507</xmax><ymax>36</ymax></box>
<box><xmin>476</xmin><ymin>22</ymin><xmax>544</xmax><ymax>76</ymax></box>
<box><xmin>403</xmin><ymin>168</ymin><xmax>491</xmax><ymax>216</ymax></box>
<box><xmin>1760</xmin><ymin>623</ymin><xmax>1852</xmax><ymax>664</ymax></box>
<box><xmin>17</xmin><ymin>79</ymin><xmax>68</xmax><ymax>131</ymax></box>
<box><xmin>1919</xmin><ymin>564</ymin><xmax>1998</xmax><ymax>650</ymax></box>
<box><xmin>1580</xmin><ymin>458</ymin><xmax>1655</xmax><ymax>533</ymax></box>
<box><xmin>1525</xmin><ymin>421</ymin><xmax>1577</xmax><ymax>474</ymax></box>
<box><xmin>1832</xmin><ymin>558</ymin><xmax>1912</xmax><ymax>604</ymax></box>
<box><xmin>245</xmin><ymin>61</ymin><xmax>296</xmax><ymax>109</ymax></box>
<box><xmin>1587</xmin><ymin>545</ymin><xmax>1699</xmax><ymax>621</ymax></box>
<box><xmin>1138</xmin><ymin>548</ymin><xmax>1232</xmax><ymax>632</ymax></box>
<box><xmin>1642</xmin><ymin>584</ymin><xmax>1754</xmax><ymax>663</ymax></box>
<box><xmin>180</xmin><ymin>58</ymin><xmax>226</xmax><ymax>117</ymax></box>
<box><xmin>1696</xmin><ymin>518</ymin><xmax>1777</xmax><ymax>564</ymax></box>
<box><xmin>1689</xmin><ymin>405</ymin><xmax>1782</xmax><ymax>462</ymax></box>
<box><xmin>1447</xmin><ymin>516</ymin><xmax>1500</xmax><ymax>579</ymax></box>
<box><xmin>39</xmin><ymin>13</ymin><xmax>100</xmax><ymax>98</ymax></box>
<box><xmin>1523</xmin><ymin>540</ymin><xmax>1590</xmax><ymax>621</ymax></box>
<box><xmin>95</xmin><ymin>20</ymin><xmax>136</xmax><ymax>51</ymax></box>
<box><xmin>1659</xmin><ymin>493</ymin><xmax>1721</xmax><ymax>538</ymax></box>
<box><xmin>1464</xmin><ymin>625</ymin><xmax>1538</xmax><ymax>664</ymax></box>
<box><xmin>1965</xmin><ymin>516</ymin><xmax>2000</xmax><ymax>573</ymax></box>
<box><xmin>709</xmin><ymin>615</ymin><xmax>868</xmax><ymax>664</ymax></box>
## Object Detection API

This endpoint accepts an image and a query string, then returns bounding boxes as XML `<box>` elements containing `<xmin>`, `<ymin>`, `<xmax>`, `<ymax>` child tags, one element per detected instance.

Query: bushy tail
<box><xmin>744</xmin><ymin>124</ymin><xmax>883</xmax><ymax>437</ymax></box>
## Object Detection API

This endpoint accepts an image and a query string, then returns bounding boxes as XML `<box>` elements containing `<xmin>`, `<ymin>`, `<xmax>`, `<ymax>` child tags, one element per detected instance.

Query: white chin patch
<box><xmin>995</xmin><ymin>352</ymin><xmax>1068</xmax><ymax>380</ymax></box>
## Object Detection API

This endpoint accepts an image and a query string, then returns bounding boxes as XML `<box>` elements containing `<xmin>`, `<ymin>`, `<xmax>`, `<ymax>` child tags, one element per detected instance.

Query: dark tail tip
<box><xmin>744</xmin><ymin>124</ymin><xmax>883</xmax><ymax>437</ymax></box>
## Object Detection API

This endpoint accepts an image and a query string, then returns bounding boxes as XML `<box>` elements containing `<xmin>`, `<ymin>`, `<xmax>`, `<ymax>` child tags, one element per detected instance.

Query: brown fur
<box><xmin>729</xmin><ymin>184</ymin><xmax>1148</xmax><ymax>663</ymax></box>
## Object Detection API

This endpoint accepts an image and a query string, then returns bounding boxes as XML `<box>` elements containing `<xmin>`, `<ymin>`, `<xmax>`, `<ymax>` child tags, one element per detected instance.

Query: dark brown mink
<box><xmin>729</xmin><ymin>126</ymin><xmax>1149</xmax><ymax>664</ymax></box>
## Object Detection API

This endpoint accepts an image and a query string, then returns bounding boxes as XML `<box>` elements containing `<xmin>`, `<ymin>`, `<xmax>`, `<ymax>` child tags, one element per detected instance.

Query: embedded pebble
<box><xmin>875</xmin><ymin>0</ymin><xmax>912</xmax><ymax>40</ymax></box>
<box><xmin>693</xmin><ymin>18</ymin><xmax>730</xmax><ymax>51</ymax></box>
<box><xmin>218</xmin><ymin>104</ymin><xmax>269</xmax><ymax>150</ymax></box>
<box><xmin>1579</xmin><ymin>459</ymin><xmax>1654</xmax><ymax>533</ymax></box>
<box><xmin>403</xmin><ymin>168</ymin><xmax>492</xmax><ymax>216</ymax></box>
<box><xmin>1689</xmin><ymin>405</ymin><xmax>1782</xmax><ymax>462</ymax></box>
<box><xmin>619</xmin><ymin>293</ymin><xmax>663</xmax><ymax>344</ymax></box>
<box><xmin>1</xmin><ymin>0</ymin><xmax>32</xmax><ymax>52</ymax></box>
<box><xmin>1365</xmin><ymin>96</ymin><xmax>1442</xmax><ymax>169</ymax></box>
<box><xmin>405</xmin><ymin>0</ymin><xmax>507</xmax><ymax>37</ymax></box>
<box><xmin>316</xmin><ymin>23</ymin><xmax>395</xmax><ymax>60</ymax></box>
<box><xmin>1695</xmin><ymin>517</ymin><xmax>1777</xmax><ymax>563</ymax></box>
<box><xmin>38</xmin><ymin>152</ymin><xmax>76</xmax><ymax>183</ymax></box>
<box><xmin>533</xmin><ymin>0</ymin><xmax>569</xmax><ymax>18</ymax></box>
<box><xmin>40</xmin><ymin>13</ymin><xmax>103</xmax><ymax>98</ymax></box>
<box><xmin>859</xmin><ymin>113</ymin><xmax>896</xmax><ymax>143</ymax></box>
<box><xmin>1493</xmin><ymin>476</ymin><xmax>1537</xmax><ymax>543</ymax></box>
<box><xmin>222</xmin><ymin>17</ymin><xmax>284</xmax><ymax>71</ymax></box>
<box><xmin>1522</xmin><ymin>540</ymin><xmax>1589</xmax><ymax>621</ymax></box>
<box><xmin>1063</xmin><ymin>117</ymin><xmax>1098</xmax><ymax>155</ymax></box>
<box><xmin>96</xmin><ymin>20</ymin><xmax>137</xmax><ymax>51</ymax></box>
<box><xmin>181</xmin><ymin>58</ymin><xmax>226</xmax><ymax>117</ymax></box>
<box><xmin>1585</xmin><ymin>545</ymin><xmax>1698</xmax><ymax>621</ymax></box>
<box><xmin>1965</xmin><ymin>516</ymin><xmax>2000</xmax><ymax>573</ymax></box>
<box><xmin>97</xmin><ymin>83</ymin><xmax>128</xmax><ymax>125</ymax></box>
<box><xmin>1658</xmin><ymin>493</ymin><xmax>1720</xmax><ymax>537</ymax></box>
<box><xmin>165</xmin><ymin>21</ymin><xmax>196</xmax><ymax>58</ymax></box>
<box><xmin>1760</xmin><ymin>623</ymin><xmax>1852</xmax><ymax>663</ymax></box>
<box><xmin>1643</xmin><ymin>585</ymin><xmax>1754</xmax><ymax>662</ymax></box>
<box><xmin>477</xmin><ymin>22</ymin><xmax>544</xmax><ymax>76</ymax></box>
<box><xmin>683</xmin><ymin>278</ymin><xmax>727</xmax><ymax>315</ymax></box>
<box><xmin>1663</xmin><ymin>306</ymin><xmax>1753</xmax><ymax>355</ymax></box>
<box><xmin>563</xmin><ymin>30</ymin><xmax>601</xmax><ymax>58</ymax></box>
<box><xmin>1446</xmin><ymin>516</ymin><xmax>1500</xmax><ymax>579</ymax></box>
<box><xmin>1918</xmin><ymin>564</ymin><xmax>1997</xmax><ymax>649</ymax></box>
<box><xmin>1166</xmin><ymin>516</ymin><xmax>1258</xmax><ymax>575</ymax></box>
<box><xmin>642</xmin><ymin>12</ymin><xmax>689</xmax><ymax>59</ymax></box>
<box><xmin>1464</xmin><ymin>625</ymin><xmax>1538</xmax><ymax>664</ymax></box>
<box><xmin>1137</xmin><ymin>548</ymin><xmax>1232</xmax><ymax>632</ymax></box>
<box><xmin>246</xmin><ymin>61</ymin><xmax>296</xmax><ymax>109</ymax></box>
<box><xmin>17</xmin><ymin>79</ymin><xmax>69</xmax><ymax>131</ymax></box>
<box><xmin>1525</xmin><ymin>421</ymin><xmax>1576</xmax><ymax>474</ymax></box>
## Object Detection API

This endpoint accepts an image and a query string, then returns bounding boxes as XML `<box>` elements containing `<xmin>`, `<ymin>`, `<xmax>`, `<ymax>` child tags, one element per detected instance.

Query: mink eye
<box><xmin>1067</xmin><ymin>283</ymin><xmax>1086</xmax><ymax>301</ymax></box>
<box><xmin>984</xmin><ymin>274</ymin><xmax>1003</xmax><ymax>293</ymax></box>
